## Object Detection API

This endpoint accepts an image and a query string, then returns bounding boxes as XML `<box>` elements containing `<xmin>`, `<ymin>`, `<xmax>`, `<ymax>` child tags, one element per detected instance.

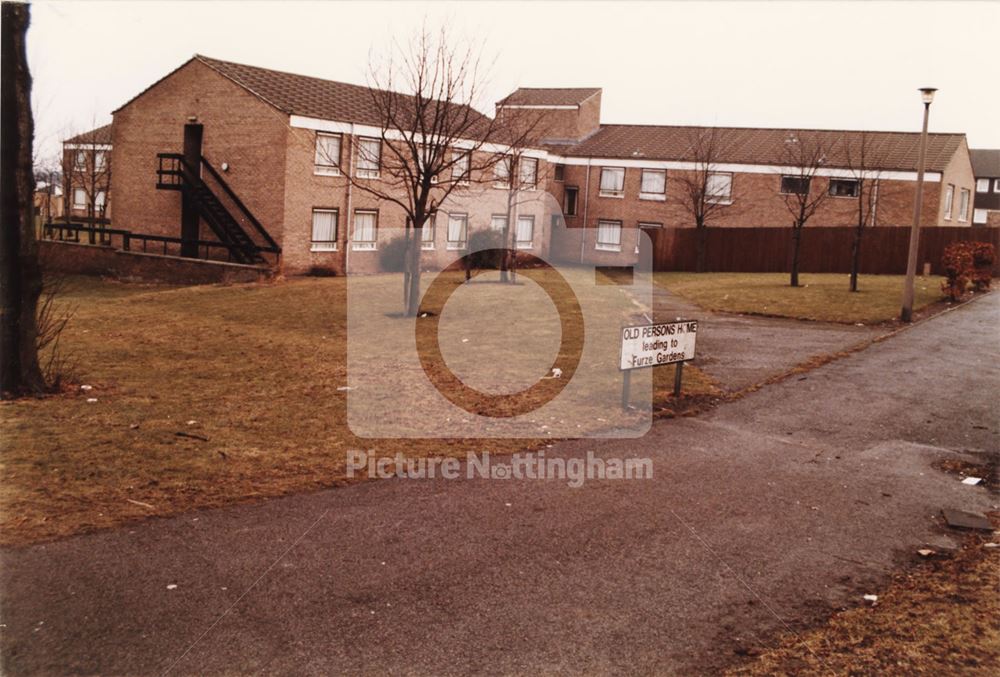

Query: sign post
<box><xmin>619</xmin><ymin>320</ymin><xmax>698</xmax><ymax>410</ymax></box>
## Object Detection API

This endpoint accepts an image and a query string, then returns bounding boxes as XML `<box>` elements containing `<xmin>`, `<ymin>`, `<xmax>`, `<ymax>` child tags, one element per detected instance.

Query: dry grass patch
<box><xmin>655</xmin><ymin>272</ymin><xmax>945</xmax><ymax>324</ymax></box>
<box><xmin>0</xmin><ymin>273</ymin><xmax>715</xmax><ymax>545</ymax></box>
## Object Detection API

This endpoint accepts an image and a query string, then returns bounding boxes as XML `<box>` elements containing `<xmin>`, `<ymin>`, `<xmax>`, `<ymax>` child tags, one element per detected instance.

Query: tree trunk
<box><xmin>405</xmin><ymin>226</ymin><xmax>422</xmax><ymax>316</ymax></box>
<box><xmin>849</xmin><ymin>225</ymin><xmax>863</xmax><ymax>292</ymax></box>
<box><xmin>1</xmin><ymin>2</ymin><xmax>45</xmax><ymax>397</ymax></box>
<box><xmin>790</xmin><ymin>222</ymin><xmax>802</xmax><ymax>287</ymax></box>
<box><xmin>695</xmin><ymin>223</ymin><xmax>708</xmax><ymax>273</ymax></box>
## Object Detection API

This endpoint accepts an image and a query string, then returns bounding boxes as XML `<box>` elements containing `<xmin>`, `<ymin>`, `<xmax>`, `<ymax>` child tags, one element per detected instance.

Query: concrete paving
<box><xmin>1</xmin><ymin>294</ymin><xmax>997</xmax><ymax>676</ymax></box>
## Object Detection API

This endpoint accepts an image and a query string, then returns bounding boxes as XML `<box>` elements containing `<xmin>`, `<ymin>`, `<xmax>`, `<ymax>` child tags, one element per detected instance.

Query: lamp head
<box><xmin>919</xmin><ymin>87</ymin><xmax>937</xmax><ymax>105</ymax></box>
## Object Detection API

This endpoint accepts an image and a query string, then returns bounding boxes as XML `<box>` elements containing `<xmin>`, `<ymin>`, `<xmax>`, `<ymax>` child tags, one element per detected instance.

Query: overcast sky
<box><xmin>28</xmin><ymin>0</ymin><xmax>999</xmax><ymax>162</ymax></box>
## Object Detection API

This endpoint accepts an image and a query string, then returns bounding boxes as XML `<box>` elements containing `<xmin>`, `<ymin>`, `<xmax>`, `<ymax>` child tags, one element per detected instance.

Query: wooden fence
<box><xmin>648</xmin><ymin>226</ymin><xmax>1000</xmax><ymax>275</ymax></box>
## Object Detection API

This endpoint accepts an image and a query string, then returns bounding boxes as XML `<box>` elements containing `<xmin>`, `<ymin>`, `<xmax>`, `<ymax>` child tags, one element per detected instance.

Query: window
<box><xmin>640</xmin><ymin>169</ymin><xmax>666</xmax><ymax>199</ymax></box>
<box><xmin>95</xmin><ymin>190</ymin><xmax>107</xmax><ymax>210</ymax></box>
<box><xmin>829</xmin><ymin>178</ymin><xmax>860</xmax><ymax>198</ymax></box>
<box><xmin>780</xmin><ymin>175</ymin><xmax>810</xmax><ymax>195</ymax></box>
<box><xmin>452</xmin><ymin>151</ymin><xmax>470</xmax><ymax>184</ymax></box>
<box><xmin>995</xmin><ymin>179</ymin><xmax>1000</xmax><ymax>193</ymax></box>
<box><xmin>596</xmin><ymin>220</ymin><xmax>622</xmax><ymax>251</ymax></box>
<box><xmin>599</xmin><ymin>167</ymin><xmax>625</xmax><ymax>197</ymax></box>
<box><xmin>515</xmin><ymin>215</ymin><xmax>534</xmax><ymax>249</ymax></box>
<box><xmin>554</xmin><ymin>164</ymin><xmax>566</xmax><ymax>182</ymax></box>
<box><xmin>973</xmin><ymin>208</ymin><xmax>988</xmax><ymax>224</ymax></box>
<box><xmin>706</xmin><ymin>172</ymin><xmax>733</xmax><ymax>203</ymax></box>
<box><xmin>490</xmin><ymin>214</ymin><xmax>508</xmax><ymax>232</ymax></box>
<box><xmin>977</xmin><ymin>178</ymin><xmax>990</xmax><ymax>192</ymax></box>
<box><xmin>421</xmin><ymin>216</ymin><xmax>435</xmax><ymax>250</ymax></box>
<box><xmin>356</xmin><ymin>138</ymin><xmax>381</xmax><ymax>179</ymax></box>
<box><xmin>564</xmin><ymin>186</ymin><xmax>578</xmax><ymax>217</ymax></box>
<box><xmin>314</xmin><ymin>133</ymin><xmax>342</xmax><ymax>175</ymax></box>
<box><xmin>74</xmin><ymin>151</ymin><xmax>86</xmax><ymax>169</ymax></box>
<box><xmin>352</xmin><ymin>210</ymin><xmax>377</xmax><ymax>250</ymax></box>
<box><xmin>95</xmin><ymin>151</ymin><xmax>107</xmax><ymax>171</ymax></box>
<box><xmin>73</xmin><ymin>188</ymin><xmax>86</xmax><ymax>209</ymax></box>
<box><xmin>519</xmin><ymin>157</ymin><xmax>538</xmax><ymax>189</ymax></box>
<box><xmin>446</xmin><ymin>213</ymin><xmax>468</xmax><ymax>249</ymax></box>
<box><xmin>311</xmin><ymin>209</ymin><xmax>338</xmax><ymax>251</ymax></box>
<box><xmin>943</xmin><ymin>184</ymin><xmax>954</xmax><ymax>220</ymax></box>
<box><xmin>958</xmin><ymin>188</ymin><xmax>970</xmax><ymax>222</ymax></box>
<box><xmin>494</xmin><ymin>156</ymin><xmax>511</xmax><ymax>188</ymax></box>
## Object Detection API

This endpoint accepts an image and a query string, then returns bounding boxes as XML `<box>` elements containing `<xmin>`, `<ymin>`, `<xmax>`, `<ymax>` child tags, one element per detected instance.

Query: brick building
<box><xmin>970</xmin><ymin>149</ymin><xmax>1000</xmax><ymax>226</ymax></box>
<box><xmin>63</xmin><ymin>124</ymin><xmax>113</xmax><ymax>223</ymax></box>
<box><xmin>106</xmin><ymin>55</ymin><xmax>977</xmax><ymax>274</ymax></box>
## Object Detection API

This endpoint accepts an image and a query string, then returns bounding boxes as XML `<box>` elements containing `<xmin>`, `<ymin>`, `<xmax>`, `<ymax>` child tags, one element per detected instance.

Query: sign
<box><xmin>620</xmin><ymin>320</ymin><xmax>698</xmax><ymax>371</ymax></box>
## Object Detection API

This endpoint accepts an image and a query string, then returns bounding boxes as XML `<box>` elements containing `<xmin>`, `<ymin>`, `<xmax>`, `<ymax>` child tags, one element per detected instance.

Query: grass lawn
<box><xmin>654</xmin><ymin>273</ymin><xmax>945</xmax><ymax>324</ymax></box>
<box><xmin>0</xmin><ymin>272</ymin><xmax>715</xmax><ymax>546</ymax></box>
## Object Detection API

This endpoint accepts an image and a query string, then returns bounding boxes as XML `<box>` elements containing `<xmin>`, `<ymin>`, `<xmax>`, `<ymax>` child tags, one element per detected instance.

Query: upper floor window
<box><xmin>494</xmin><ymin>156</ymin><xmax>511</xmax><ymax>189</ymax></box>
<box><xmin>516</xmin><ymin>215</ymin><xmax>534</xmax><ymax>249</ymax></box>
<box><xmin>311</xmin><ymin>208</ymin><xmax>339</xmax><ymax>251</ymax></box>
<box><xmin>599</xmin><ymin>167</ymin><xmax>625</xmax><ymax>197</ymax></box>
<box><xmin>447</xmin><ymin>213</ymin><xmax>468</xmax><ymax>249</ymax></box>
<box><xmin>452</xmin><ymin>151</ymin><xmax>470</xmax><ymax>184</ymax></box>
<box><xmin>564</xmin><ymin>186</ymin><xmax>579</xmax><ymax>217</ymax></box>
<box><xmin>958</xmin><ymin>188</ymin><xmax>970</xmax><ymax>222</ymax></box>
<box><xmin>943</xmin><ymin>184</ymin><xmax>954</xmax><ymax>220</ymax></box>
<box><xmin>780</xmin><ymin>175</ymin><xmax>810</xmax><ymax>195</ymax></box>
<box><xmin>356</xmin><ymin>138</ymin><xmax>381</xmax><ymax>179</ymax></box>
<box><xmin>314</xmin><ymin>133</ymin><xmax>342</xmax><ymax>176</ymax></box>
<box><xmin>352</xmin><ymin>209</ymin><xmax>378</xmax><ymax>250</ymax></box>
<box><xmin>976</xmin><ymin>178</ymin><xmax>990</xmax><ymax>192</ymax></box>
<box><xmin>94</xmin><ymin>151</ymin><xmax>108</xmax><ymax>171</ymax></box>
<box><xmin>596</xmin><ymin>220</ymin><xmax>622</xmax><ymax>252</ymax></box>
<box><xmin>519</xmin><ymin>157</ymin><xmax>538</xmax><ymax>190</ymax></box>
<box><xmin>640</xmin><ymin>169</ymin><xmax>666</xmax><ymax>200</ymax></box>
<box><xmin>829</xmin><ymin>178</ymin><xmax>859</xmax><ymax>197</ymax></box>
<box><xmin>706</xmin><ymin>172</ymin><xmax>733</xmax><ymax>203</ymax></box>
<box><xmin>554</xmin><ymin>164</ymin><xmax>566</xmax><ymax>182</ymax></box>
<box><xmin>74</xmin><ymin>151</ymin><xmax>86</xmax><ymax>170</ymax></box>
<box><xmin>95</xmin><ymin>190</ymin><xmax>107</xmax><ymax>210</ymax></box>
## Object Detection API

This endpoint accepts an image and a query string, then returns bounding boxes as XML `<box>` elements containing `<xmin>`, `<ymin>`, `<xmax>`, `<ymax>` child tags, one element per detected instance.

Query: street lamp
<box><xmin>900</xmin><ymin>87</ymin><xmax>937</xmax><ymax>323</ymax></box>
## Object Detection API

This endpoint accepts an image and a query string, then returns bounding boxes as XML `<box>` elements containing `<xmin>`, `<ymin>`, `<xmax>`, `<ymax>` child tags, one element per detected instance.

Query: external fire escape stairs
<box><xmin>155</xmin><ymin>153</ymin><xmax>280</xmax><ymax>265</ymax></box>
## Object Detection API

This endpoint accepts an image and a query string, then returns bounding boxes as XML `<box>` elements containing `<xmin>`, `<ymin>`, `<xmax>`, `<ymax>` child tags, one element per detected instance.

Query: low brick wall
<box><xmin>39</xmin><ymin>240</ymin><xmax>274</xmax><ymax>284</ymax></box>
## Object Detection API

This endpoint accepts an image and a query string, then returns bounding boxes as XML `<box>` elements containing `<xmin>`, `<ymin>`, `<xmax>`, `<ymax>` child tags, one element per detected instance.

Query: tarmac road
<box><xmin>1</xmin><ymin>293</ymin><xmax>997</xmax><ymax>675</ymax></box>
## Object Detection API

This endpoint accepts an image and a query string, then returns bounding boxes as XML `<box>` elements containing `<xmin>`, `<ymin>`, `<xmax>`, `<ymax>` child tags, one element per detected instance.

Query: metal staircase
<box><xmin>156</xmin><ymin>153</ymin><xmax>280</xmax><ymax>265</ymax></box>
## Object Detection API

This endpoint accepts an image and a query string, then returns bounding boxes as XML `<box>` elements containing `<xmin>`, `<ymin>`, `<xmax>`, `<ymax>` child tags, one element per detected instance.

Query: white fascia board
<box><xmin>64</xmin><ymin>143</ymin><xmax>113</xmax><ymax>151</ymax></box>
<box><xmin>546</xmin><ymin>154</ymin><xmax>940</xmax><ymax>182</ymax></box>
<box><xmin>497</xmin><ymin>104</ymin><xmax>579</xmax><ymax>110</ymax></box>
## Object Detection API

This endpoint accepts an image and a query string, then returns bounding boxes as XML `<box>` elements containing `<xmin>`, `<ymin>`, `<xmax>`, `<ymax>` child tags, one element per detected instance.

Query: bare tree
<box><xmin>34</xmin><ymin>155</ymin><xmax>62</xmax><ymax>230</ymax></box>
<box><xmin>778</xmin><ymin>132</ymin><xmax>831</xmax><ymax>287</ymax></box>
<box><xmin>1</xmin><ymin>1</ymin><xmax>46</xmax><ymax>396</ymax></box>
<box><xmin>673</xmin><ymin>127</ymin><xmax>739</xmax><ymax>273</ymax></box>
<box><xmin>62</xmin><ymin>119</ymin><xmax>112</xmax><ymax>241</ymax></box>
<box><xmin>840</xmin><ymin>132</ymin><xmax>885</xmax><ymax>292</ymax></box>
<box><xmin>341</xmin><ymin>26</ymin><xmax>505</xmax><ymax>316</ymax></box>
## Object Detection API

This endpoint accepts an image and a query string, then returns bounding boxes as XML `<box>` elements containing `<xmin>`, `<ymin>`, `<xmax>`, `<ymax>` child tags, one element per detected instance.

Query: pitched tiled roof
<box><xmin>556</xmin><ymin>124</ymin><xmax>966</xmax><ymax>172</ymax></box>
<box><xmin>970</xmin><ymin>149</ymin><xmax>1000</xmax><ymax>177</ymax></box>
<box><xmin>498</xmin><ymin>87</ymin><xmax>601</xmax><ymax>107</ymax></box>
<box><xmin>64</xmin><ymin>124</ymin><xmax>112</xmax><ymax>145</ymax></box>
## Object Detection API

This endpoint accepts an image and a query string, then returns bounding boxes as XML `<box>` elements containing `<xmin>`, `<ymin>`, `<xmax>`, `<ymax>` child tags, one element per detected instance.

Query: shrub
<box><xmin>970</xmin><ymin>242</ymin><xmax>995</xmax><ymax>292</ymax></box>
<box><xmin>939</xmin><ymin>241</ymin><xmax>996</xmax><ymax>301</ymax></box>
<box><xmin>466</xmin><ymin>229</ymin><xmax>504</xmax><ymax>270</ymax></box>
<box><xmin>378</xmin><ymin>236</ymin><xmax>409</xmax><ymax>273</ymax></box>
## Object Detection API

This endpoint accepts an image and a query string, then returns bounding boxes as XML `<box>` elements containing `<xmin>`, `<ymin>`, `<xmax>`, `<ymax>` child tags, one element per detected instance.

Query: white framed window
<box><xmin>519</xmin><ymin>157</ymin><xmax>538</xmax><ymax>190</ymax></box>
<box><xmin>599</xmin><ymin>167</ymin><xmax>625</xmax><ymax>197</ymax></box>
<box><xmin>596</xmin><ymin>220</ymin><xmax>622</xmax><ymax>251</ymax></box>
<box><xmin>452</xmin><ymin>151</ymin><xmax>470</xmax><ymax>184</ymax></box>
<box><xmin>73</xmin><ymin>188</ymin><xmax>86</xmax><ymax>209</ymax></box>
<box><xmin>421</xmin><ymin>216</ymin><xmax>435</xmax><ymax>250</ymax></box>
<box><xmin>780</xmin><ymin>175</ymin><xmax>810</xmax><ymax>195</ymax></box>
<box><xmin>94</xmin><ymin>151</ymin><xmax>107</xmax><ymax>171</ymax></box>
<box><xmin>356</xmin><ymin>138</ymin><xmax>381</xmax><ymax>179</ymax></box>
<box><xmin>640</xmin><ymin>169</ymin><xmax>666</xmax><ymax>200</ymax></box>
<box><xmin>976</xmin><ymin>178</ymin><xmax>990</xmax><ymax>192</ymax></box>
<box><xmin>490</xmin><ymin>214</ymin><xmax>508</xmax><ymax>232</ymax></box>
<box><xmin>314</xmin><ymin>133</ymin><xmax>342</xmax><ymax>176</ymax></box>
<box><xmin>958</xmin><ymin>188</ymin><xmax>970</xmax><ymax>222</ymax></box>
<box><xmin>973</xmin><ymin>208</ymin><xmax>988</xmax><ymax>224</ymax></box>
<box><xmin>311</xmin><ymin>208</ymin><xmax>339</xmax><ymax>251</ymax></box>
<box><xmin>352</xmin><ymin>210</ymin><xmax>378</xmax><ymax>250</ymax></box>
<box><xmin>74</xmin><ymin>151</ymin><xmax>86</xmax><ymax>170</ymax></box>
<box><xmin>943</xmin><ymin>184</ymin><xmax>954</xmax><ymax>220</ymax></box>
<box><xmin>95</xmin><ymin>190</ymin><xmax>107</xmax><ymax>210</ymax></box>
<box><xmin>994</xmin><ymin>179</ymin><xmax>1000</xmax><ymax>193</ymax></box>
<box><xmin>706</xmin><ymin>172</ymin><xmax>733</xmax><ymax>204</ymax></box>
<box><xmin>515</xmin><ymin>215</ymin><xmax>534</xmax><ymax>249</ymax></box>
<box><xmin>829</xmin><ymin>178</ymin><xmax>860</xmax><ymax>197</ymax></box>
<box><xmin>446</xmin><ymin>213</ymin><xmax>468</xmax><ymax>250</ymax></box>
<box><xmin>494</xmin><ymin>156</ymin><xmax>511</xmax><ymax>189</ymax></box>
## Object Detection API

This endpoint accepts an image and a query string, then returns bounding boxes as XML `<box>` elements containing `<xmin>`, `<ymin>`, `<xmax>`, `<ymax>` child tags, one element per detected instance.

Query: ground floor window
<box><xmin>516</xmin><ymin>215</ymin><xmax>534</xmax><ymax>249</ymax></box>
<box><xmin>596</xmin><ymin>220</ymin><xmax>622</xmax><ymax>251</ymax></box>
<box><xmin>421</xmin><ymin>216</ymin><xmax>435</xmax><ymax>249</ymax></box>
<box><xmin>311</xmin><ymin>209</ymin><xmax>339</xmax><ymax>251</ymax></box>
<box><xmin>491</xmin><ymin>214</ymin><xmax>508</xmax><ymax>231</ymax></box>
<box><xmin>73</xmin><ymin>188</ymin><xmax>86</xmax><ymax>209</ymax></box>
<box><xmin>564</xmin><ymin>186</ymin><xmax>578</xmax><ymax>216</ymax></box>
<box><xmin>447</xmin><ymin>213</ymin><xmax>468</xmax><ymax>249</ymax></box>
<box><xmin>973</xmin><ymin>208</ymin><xmax>987</xmax><ymax>224</ymax></box>
<box><xmin>352</xmin><ymin>210</ymin><xmax>378</xmax><ymax>250</ymax></box>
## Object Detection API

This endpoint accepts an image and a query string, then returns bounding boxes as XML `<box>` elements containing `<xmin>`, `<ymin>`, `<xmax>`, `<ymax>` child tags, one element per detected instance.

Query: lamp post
<box><xmin>900</xmin><ymin>87</ymin><xmax>937</xmax><ymax>323</ymax></box>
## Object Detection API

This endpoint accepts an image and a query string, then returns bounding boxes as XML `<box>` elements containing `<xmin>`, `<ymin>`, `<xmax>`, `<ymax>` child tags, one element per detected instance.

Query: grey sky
<box><xmin>28</xmin><ymin>0</ymin><xmax>999</xmax><ymax>162</ymax></box>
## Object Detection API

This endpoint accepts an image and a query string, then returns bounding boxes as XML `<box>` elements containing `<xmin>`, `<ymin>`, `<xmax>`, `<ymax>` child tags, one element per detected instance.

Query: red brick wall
<box><xmin>110</xmin><ymin>60</ymin><xmax>290</xmax><ymax>250</ymax></box>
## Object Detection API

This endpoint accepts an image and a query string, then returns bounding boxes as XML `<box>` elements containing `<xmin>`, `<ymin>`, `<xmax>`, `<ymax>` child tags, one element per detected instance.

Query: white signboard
<box><xmin>620</xmin><ymin>320</ymin><xmax>698</xmax><ymax>371</ymax></box>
